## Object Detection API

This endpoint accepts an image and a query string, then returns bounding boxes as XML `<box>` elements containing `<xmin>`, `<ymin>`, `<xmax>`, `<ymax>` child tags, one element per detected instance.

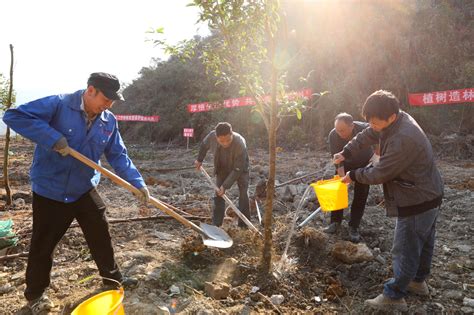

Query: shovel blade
<box><xmin>200</xmin><ymin>223</ymin><xmax>233</xmax><ymax>248</ymax></box>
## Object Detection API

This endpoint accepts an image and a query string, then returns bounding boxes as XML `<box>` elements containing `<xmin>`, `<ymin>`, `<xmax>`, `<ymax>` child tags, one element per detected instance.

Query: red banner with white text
<box><xmin>408</xmin><ymin>88</ymin><xmax>474</xmax><ymax>106</ymax></box>
<box><xmin>116</xmin><ymin>115</ymin><xmax>160</xmax><ymax>122</ymax></box>
<box><xmin>187</xmin><ymin>88</ymin><xmax>313</xmax><ymax>113</ymax></box>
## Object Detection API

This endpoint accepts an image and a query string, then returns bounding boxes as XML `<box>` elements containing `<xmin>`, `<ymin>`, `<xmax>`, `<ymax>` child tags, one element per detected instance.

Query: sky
<box><xmin>0</xmin><ymin>0</ymin><xmax>208</xmax><ymax>134</ymax></box>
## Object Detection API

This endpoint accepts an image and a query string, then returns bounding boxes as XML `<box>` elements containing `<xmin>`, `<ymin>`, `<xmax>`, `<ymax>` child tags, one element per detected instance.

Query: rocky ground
<box><xmin>0</xmin><ymin>136</ymin><xmax>473</xmax><ymax>314</ymax></box>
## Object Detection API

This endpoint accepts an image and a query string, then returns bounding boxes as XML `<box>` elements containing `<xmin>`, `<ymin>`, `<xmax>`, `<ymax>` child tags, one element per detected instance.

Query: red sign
<box><xmin>408</xmin><ymin>88</ymin><xmax>474</xmax><ymax>106</ymax></box>
<box><xmin>183</xmin><ymin>128</ymin><xmax>194</xmax><ymax>137</ymax></box>
<box><xmin>116</xmin><ymin>115</ymin><xmax>160</xmax><ymax>122</ymax></box>
<box><xmin>187</xmin><ymin>88</ymin><xmax>313</xmax><ymax>113</ymax></box>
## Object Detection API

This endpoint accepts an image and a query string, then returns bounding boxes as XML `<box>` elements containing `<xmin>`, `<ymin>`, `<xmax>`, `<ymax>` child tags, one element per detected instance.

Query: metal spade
<box><xmin>68</xmin><ymin>148</ymin><xmax>233</xmax><ymax>248</ymax></box>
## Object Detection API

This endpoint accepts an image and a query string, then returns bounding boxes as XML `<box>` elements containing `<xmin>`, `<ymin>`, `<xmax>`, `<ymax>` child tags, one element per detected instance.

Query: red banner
<box><xmin>187</xmin><ymin>88</ymin><xmax>313</xmax><ymax>113</ymax></box>
<box><xmin>183</xmin><ymin>128</ymin><xmax>194</xmax><ymax>137</ymax></box>
<box><xmin>116</xmin><ymin>115</ymin><xmax>160</xmax><ymax>122</ymax></box>
<box><xmin>408</xmin><ymin>88</ymin><xmax>474</xmax><ymax>106</ymax></box>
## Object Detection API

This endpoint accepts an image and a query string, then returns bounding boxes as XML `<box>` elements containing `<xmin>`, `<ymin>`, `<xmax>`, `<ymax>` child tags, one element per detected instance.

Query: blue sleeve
<box><xmin>2</xmin><ymin>96</ymin><xmax>63</xmax><ymax>149</ymax></box>
<box><xmin>104</xmin><ymin>121</ymin><xmax>146</xmax><ymax>189</ymax></box>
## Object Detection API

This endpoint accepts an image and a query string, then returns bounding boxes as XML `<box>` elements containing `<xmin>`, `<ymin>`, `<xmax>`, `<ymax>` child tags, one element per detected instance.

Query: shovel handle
<box><xmin>67</xmin><ymin>148</ymin><xmax>207</xmax><ymax>237</ymax></box>
<box><xmin>297</xmin><ymin>207</ymin><xmax>322</xmax><ymax>228</ymax></box>
<box><xmin>200</xmin><ymin>167</ymin><xmax>261</xmax><ymax>236</ymax></box>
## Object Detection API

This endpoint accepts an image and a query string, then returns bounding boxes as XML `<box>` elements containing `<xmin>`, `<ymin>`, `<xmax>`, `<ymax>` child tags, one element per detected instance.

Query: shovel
<box><xmin>68</xmin><ymin>148</ymin><xmax>233</xmax><ymax>248</ymax></box>
<box><xmin>297</xmin><ymin>207</ymin><xmax>322</xmax><ymax>229</ymax></box>
<box><xmin>200</xmin><ymin>167</ymin><xmax>261</xmax><ymax>236</ymax></box>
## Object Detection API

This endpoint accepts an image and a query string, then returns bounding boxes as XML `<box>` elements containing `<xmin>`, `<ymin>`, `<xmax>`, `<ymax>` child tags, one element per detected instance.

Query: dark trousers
<box><xmin>330</xmin><ymin>181</ymin><xmax>369</xmax><ymax>228</ymax></box>
<box><xmin>25</xmin><ymin>189</ymin><xmax>121</xmax><ymax>301</ymax></box>
<box><xmin>384</xmin><ymin>207</ymin><xmax>439</xmax><ymax>299</ymax></box>
<box><xmin>213</xmin><ymin>172</ymin><xmax>250</xmax><ymax>227</ymax></box>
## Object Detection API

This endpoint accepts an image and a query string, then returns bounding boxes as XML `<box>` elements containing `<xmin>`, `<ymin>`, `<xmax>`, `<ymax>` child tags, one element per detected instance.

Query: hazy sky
<box><xmin>0</xmin><ymin>0</ymin><xmax>207</xmax><ymax>105</ymax></box>
<box><xmin>0</xmin><ymin>0</ymin><xmax>208</xmax><ymax>133</ymax></box>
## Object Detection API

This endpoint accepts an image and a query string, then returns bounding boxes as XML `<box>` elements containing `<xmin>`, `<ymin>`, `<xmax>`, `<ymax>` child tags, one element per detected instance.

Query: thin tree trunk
<box><xmin>261</xmin><ymin>36</ymin><xmax>278</xmax><ymax>274</ymax></box>
<box><xmin>3</xmin><ymin>44</ymin><xmax>14</xmax><ymax>207</ymax></box>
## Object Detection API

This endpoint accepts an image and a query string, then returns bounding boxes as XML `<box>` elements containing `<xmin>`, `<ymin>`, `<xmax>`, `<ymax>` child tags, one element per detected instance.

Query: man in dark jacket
<box><xmin>195</xmin><ymin>122</ymin><xmax>250</xmax><ymax>227</ymax></box>
<box><xmin>326</xmin><ymin>113</ymin><xmax>373</xmax><ymax>242</ymax></box>
<box><xmin>334</xmin><ymin>90</ymin><xmax>443</xmax><ymax>311</ymax></box>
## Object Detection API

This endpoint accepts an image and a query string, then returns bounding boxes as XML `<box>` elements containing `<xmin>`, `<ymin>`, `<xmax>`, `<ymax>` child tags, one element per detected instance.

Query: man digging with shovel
<box><xmin>194</xmin><ymin>122</ymin><xmax>251</xmax><ymax>228</ymax></box>
<box><xmin>3</xmin><ymin>72</ymin><xmax>150</xmax><ymax>314</ymax></box>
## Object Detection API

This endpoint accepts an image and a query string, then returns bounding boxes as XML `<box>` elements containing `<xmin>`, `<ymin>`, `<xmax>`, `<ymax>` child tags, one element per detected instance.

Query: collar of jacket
<box><xmin>380</xmin><ymin>111</ymin><xmax>406</xmax><ymax>139</ymax></box>
<box><xmin>66</xmin><ymin>89</ymin><xmax>110</xmax><ymax>123</ymax></box>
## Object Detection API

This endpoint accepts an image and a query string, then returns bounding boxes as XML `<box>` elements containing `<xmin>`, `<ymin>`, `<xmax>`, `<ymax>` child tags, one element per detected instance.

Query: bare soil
<box><xmin>0</xmin><ymin>137</ymin><xmax>473</xmax><ymax>314</ymax></box>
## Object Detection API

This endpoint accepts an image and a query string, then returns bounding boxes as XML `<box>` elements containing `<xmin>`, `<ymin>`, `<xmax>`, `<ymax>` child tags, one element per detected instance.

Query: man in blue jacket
<box><xmin>3</xmin><ymin>72</ymin><xmax>150</xmax><ymax>314</ymax></box>
<box><xmin>334</xmin><ymin>90</ymin><xmax>443</xmax><ymax>311</ymax></box>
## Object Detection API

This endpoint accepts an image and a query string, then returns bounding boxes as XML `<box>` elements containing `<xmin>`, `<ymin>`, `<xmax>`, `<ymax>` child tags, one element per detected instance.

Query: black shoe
<box><xmin>121</xmin><ymin>277</ymin><xmax>139</xmax><ymax>288</ymax></box>
<box><xmin>28</xmin><ymin>294</ymin><xmax>55</xmax><ymax>315</ymax></box>
<box><xmin>349</xmin><ymin>226</ymin><xmax>360</xmax><ymax>243</ymax></box>
<box><xmin>323</xmin><ymin>222</ymin><xmax>341</xmax><ymax>234</ymax></box>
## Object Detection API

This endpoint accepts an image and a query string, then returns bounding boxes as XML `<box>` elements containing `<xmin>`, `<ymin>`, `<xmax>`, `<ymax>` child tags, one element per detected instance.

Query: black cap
<box><xmin>87</xmin><ymin>72</ymin><xmax>124</xmax><ymax>101</ymax></box>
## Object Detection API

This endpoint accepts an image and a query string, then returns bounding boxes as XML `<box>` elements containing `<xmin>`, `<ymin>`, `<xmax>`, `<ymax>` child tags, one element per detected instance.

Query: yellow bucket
<box><xmin>71</xmin><ymin>288</ymin><xmax>125</xmax><ymax>315</ymax></box>
<box><xmin>310</xmin><ymin>175</ymin><xmax>348</xmax><ymax>211</ymax></box>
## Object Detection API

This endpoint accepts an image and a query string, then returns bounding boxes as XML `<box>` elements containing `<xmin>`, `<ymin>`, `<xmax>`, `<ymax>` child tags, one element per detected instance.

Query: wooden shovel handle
<box><xmin>200</xmin><ymin>166</ymin><xmax>261</xmax><ymax>235</ymax></box>
<box><xmin>67</xmin><ymin>148</ymin><xmax>206</xmax><ymax>236</ymax></box>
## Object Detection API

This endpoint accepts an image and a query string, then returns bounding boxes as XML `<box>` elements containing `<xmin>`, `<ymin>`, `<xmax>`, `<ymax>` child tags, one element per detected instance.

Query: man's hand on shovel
<box><xmin>194</xmin><ymin>160</ymin><xmax>202</xmax><ymax>171</ymax></box>
<box><xmin>216</xmin><ymin>186</ymin><xmax>225</xmax><ymax>197</ymax></box>
<box><xmin>134</xmin><ymin>186</ymin><xmax>150</xmax><ymax>206</ymax></box>
<box><xmin>53</xmin><ymin>137</ymin><xmax>70</xmax><ymax>156</ymax></box>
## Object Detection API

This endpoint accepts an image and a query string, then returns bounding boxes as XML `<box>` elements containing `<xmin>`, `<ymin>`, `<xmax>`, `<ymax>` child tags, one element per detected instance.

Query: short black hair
<box><xmin>362</xmin><ymin>90</ymin><xmax>400</xmax><ymax>121</ymax></box>
<box><xmin>215</xmin><ymin>122</ymin><xmax>232</xmax><ymax>136</ymax></box>
<box><xmin>335</xmin><ymin>112</ymin><xmax>353</xmax><ymax>125</ymax></box>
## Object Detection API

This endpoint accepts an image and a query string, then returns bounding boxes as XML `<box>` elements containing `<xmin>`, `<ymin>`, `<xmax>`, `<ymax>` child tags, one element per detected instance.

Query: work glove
<box><xmin>53</xmin><ymin>137</ymin><xmax>70</xmax><ymax>156</ymax></box>
<box><xmin>134</xmin><ymin>186</ymin><xmax>150</xmax><ymax>206</ymax></box>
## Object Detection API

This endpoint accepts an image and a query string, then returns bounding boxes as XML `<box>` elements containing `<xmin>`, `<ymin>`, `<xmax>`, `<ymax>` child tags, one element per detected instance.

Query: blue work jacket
<box><xmin>3</xmin><ymin>90</ymin><xmax>146</xmax><ymax>203</ymax></box>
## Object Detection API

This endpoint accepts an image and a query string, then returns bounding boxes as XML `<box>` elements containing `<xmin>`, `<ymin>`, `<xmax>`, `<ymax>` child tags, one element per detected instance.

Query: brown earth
<box><xmin>0</xmin><ymin>137</ymin><xmax>473</xmax><ymax>314</ymax></box>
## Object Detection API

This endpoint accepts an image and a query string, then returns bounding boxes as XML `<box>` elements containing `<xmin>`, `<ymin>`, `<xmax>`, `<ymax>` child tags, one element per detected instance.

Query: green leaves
<box><xmin>148</xmin><ymin>0</ymin><xmax>313</xmax><ymax>130</ymax></box>
<box><xmin>0</xmin><ymin>73</ymin><xmax>15</xmax><ymax>110</ymax></box>
<box><xmin>296</xmin><ymin>108</ymin><xmax>302</xmax><ymax>120</ymax></box>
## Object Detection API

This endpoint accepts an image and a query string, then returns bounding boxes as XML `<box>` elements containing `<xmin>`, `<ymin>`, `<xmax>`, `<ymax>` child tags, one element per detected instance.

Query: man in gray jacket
<box><xmin>334</xmin><ymin>90</ymin><xmax>443</xmax><ymax>311</ymax></box>
<box><xmin>195</xmin><ymin>122</ymin><xmax>250</xmax><ymax>227</ymax></box>
<box><xmin>327</xmin><ymin>113</ymin><xmax>373</xmax><ymax>242</ymax></box>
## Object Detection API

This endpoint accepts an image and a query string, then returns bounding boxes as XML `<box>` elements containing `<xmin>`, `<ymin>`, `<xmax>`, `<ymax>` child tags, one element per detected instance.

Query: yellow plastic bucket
<box><xmin>71</xmin><ymin>288</ymin><xmax>125</xmax><ymax>315</ymax></box>
<box><xmin>310</xmin><ymin>175</ymin><xmax>348</xmax><ymax>211</ymax></box>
